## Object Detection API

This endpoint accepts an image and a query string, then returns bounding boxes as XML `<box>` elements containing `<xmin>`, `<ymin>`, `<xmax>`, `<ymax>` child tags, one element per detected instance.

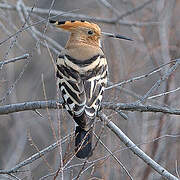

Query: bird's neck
<box><xmin>65</xmin><ymin>39</ymin><xmax>103</xmax><ymax>60</ymax></box>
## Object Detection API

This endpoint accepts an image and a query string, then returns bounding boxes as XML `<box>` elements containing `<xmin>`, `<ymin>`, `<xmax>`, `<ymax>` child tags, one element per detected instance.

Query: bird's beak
<box><xmin>102</xmin><ymin>32</ymin><xmax>133</xmax><ymax>41</ymax></box>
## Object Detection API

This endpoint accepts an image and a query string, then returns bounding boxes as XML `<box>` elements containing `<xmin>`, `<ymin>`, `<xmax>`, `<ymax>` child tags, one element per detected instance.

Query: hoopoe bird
<box><xmin>49</xmin><ymin>20</ymin><xmax>132</xmax><ymax>158</ymax></box>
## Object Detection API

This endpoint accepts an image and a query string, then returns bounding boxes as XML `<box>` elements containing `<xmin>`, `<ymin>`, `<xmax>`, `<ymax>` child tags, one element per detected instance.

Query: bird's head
<box><xmin>49</xmin><ymin>20</ymin><xmax>101</xmax><ymax>47</ymax></box>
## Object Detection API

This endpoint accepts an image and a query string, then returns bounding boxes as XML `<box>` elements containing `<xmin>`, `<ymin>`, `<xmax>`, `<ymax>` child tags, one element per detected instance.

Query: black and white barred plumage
<box><xmin>56</xmin><ymin>52</ymin><xmax>107</xmax><ymax>158</ymax></box>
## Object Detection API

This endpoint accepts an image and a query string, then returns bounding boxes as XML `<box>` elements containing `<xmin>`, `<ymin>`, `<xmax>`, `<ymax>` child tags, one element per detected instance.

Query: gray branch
<box><xmin>0</xmin><ymin>54</ymin><xmax>29</xmax><ymax>67</ymax></box>
<box><xmin>0</xmin><ymin>3</ymin><xmax>159</xmax><ymax>27</ymax></box>
<box><xmin>98</xmin><ymin>112</ymin><xmax>178</xmax><ymax>180</ymax></box>
<box><xmin>0</xmin><ymin>100</ymin><xmax>180</xmax><ymax>116</ymax></box>
<box><xmin>103</xmin><ymin>102</ymin><xmax>180</xmax><ymax>115</ymax></box>
<box><xmin>0</xmin><ymin>134</ymin><xmax>71</xmax><ymax>174</ymax></box>
<box><xmin>0</xmin><ymin>100</ymin><xmax>63</xmax><ymax>115</ymax></box>
<box><xmin>117</xmin><ymin>0</ymin><xmax>155</xmax><ymax>20</ymax></box>
<box><xmin>137</xmin><ymin>58</ymin><xmax>180</xmax><ymax>104</ymax></box>
<box><xmin>0</xmin><ymin>107</ymin><xmax>178</xmax><ymax>179</ymax></box>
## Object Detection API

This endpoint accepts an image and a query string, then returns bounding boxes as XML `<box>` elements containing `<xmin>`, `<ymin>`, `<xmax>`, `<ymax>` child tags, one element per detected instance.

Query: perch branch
<box><xmin>103</xmin><ymin>102</ymin><xmax>180</xmax><ymax>115</ymax></box>
<box><xmin>0</xmin><ymin>100</ymin><xmax>180</xmax><ymax>115</ymax></box>
<box><xmin>0</xmin><ymin>102</ymin><xmax>179</xmax><ymax>179</ymax></box>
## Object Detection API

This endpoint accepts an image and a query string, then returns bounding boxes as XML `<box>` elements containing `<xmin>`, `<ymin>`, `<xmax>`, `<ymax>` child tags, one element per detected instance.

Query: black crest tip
<box><xmin>49</xmin><ymin>19</ymin><xmax>56</xmax><ymax>24</ymax></box>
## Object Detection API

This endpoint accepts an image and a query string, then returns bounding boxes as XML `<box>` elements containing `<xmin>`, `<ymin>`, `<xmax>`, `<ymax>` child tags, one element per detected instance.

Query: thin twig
<box><xmin>98</xmin><ymin>0</ymin><xmax>155</xmax><ymax>22</ymax></box>
<box><xmin>102</xmin><ymin>102</ymin><xmax>180</xmax><ymax>115</ymax></box>
<box><xmin>0</xmin><ymin>134</ymin><xmax>72</xmax><ymax>174</ymax></box>
<box><xmin>106</xmin><ymin>59</ymin><xmax>179</xmax><ymax>90</ymax></box>
<box><xmin>98</xmin><ymin>112</ymin><xmax>178</xmax><ymax>180</ymax></box>
<box><xmin>98</xmin><ymin>0</ymin><xmax>120</xmax><ymax>16</ymax></box>
<box><xmin>7</xmin><ymin>173</ymin><xmax>21</xmax><ymax>180</ymax></box>
<box><xmin>0</xmin><ymin>20</ymin><xmax>24</xmax><ymax>50</ymax></box>
<box><xmin>0</xmin><ymin>57</ymin><xmax>31</xmax><ymax>104</ymax></box>
<box><xmin>88</xmin><ymin>134</ymin><xmax>180</xmax><ymax>167</ymax></box>
<box><xmin>27</xmin><ymin>130</ymin><xmax>53</xmax><ymax>171</ymax></box>
<box><xmin>0</xmin><ymin>8</ymin><xmax>80</xmax><ymax>46</ymax></box>
<box><xmin>148</xmin><ymin>87</ymin><xmax>180</xmax><ymax>100</ymax></box>
<box><xmin>41</xmin><ymin>74</ymin><xmax>58</xmax><ymax>147</ymax></box>
<box><xmin>117</xmin><ymin>0</ymin><xmax>155</xmax><ymax>20</ymax></box>
<box><xmin>16</xmin><ymin>0</ymin><xmax>41</xmax><ymax>54</ymax></box>
<box><xmin>94</xmin><ymin>133</ymin><xmax>133</xmax><ymax>180</ymax></box>
<box><xmin>137</xmin><ymin>59</ymin><xmax>180</xmax><ymax>104</ymax></box>
<box><xmin>0</xmin><ymin>54</ymin><xmax>29</xmax><ymax>67</ymax></box>
<box><xmin>0</xmin><ymin>3</ymin><xmax>159</xmax><ymax>44</ymax></box>
<box><xmin>175</xmin><ymin>160</ymin><xmax>180</xmax><ymax>179</ymax></box>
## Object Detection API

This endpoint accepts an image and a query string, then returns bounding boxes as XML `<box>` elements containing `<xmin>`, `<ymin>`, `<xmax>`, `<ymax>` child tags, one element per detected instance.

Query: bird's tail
<box><xmin>75</xmin><ymin>126</ymin><xmax>92</xmax><ymax>159</ymax></box>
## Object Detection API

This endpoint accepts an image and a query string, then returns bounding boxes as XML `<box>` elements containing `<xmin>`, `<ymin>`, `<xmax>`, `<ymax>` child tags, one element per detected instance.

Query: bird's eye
<box><xmin>87</xmin><ymin>30</ymin><xmax>94</xmax><ymax>35</ymax></box>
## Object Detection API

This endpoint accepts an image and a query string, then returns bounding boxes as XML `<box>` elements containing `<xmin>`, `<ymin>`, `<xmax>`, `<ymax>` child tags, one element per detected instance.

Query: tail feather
<box><xmin>75</xmin><ymin>126</ymin><xmax>92</xmax><ymax>159</ymax></box>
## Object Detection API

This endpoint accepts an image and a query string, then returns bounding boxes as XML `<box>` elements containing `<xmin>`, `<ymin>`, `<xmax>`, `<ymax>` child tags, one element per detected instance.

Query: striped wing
<box><xmin>56</xmin><ymin>54</ymin><xmax>107</xmax><ymax>130</ymax></box>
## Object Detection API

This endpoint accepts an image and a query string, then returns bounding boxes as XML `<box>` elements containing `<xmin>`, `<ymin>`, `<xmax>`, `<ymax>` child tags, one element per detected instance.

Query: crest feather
<box><xmin>49</xmin><ymin>20</ymin><xmax>101</xmax><ymax>35</ymax></box>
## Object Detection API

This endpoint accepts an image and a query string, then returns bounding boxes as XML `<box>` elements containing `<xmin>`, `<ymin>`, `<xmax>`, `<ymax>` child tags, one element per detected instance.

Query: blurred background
<box><xmin>0</xmin><ymin>0</ymin><xmax>180</xmax><ymax>179</ymax></box>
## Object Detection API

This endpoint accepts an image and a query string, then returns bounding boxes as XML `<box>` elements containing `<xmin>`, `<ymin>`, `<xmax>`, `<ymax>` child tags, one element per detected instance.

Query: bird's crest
<box><xmin>49</xmin><ymin>20</ymin><xmax>133</xmax><ymax>42</ymax></box>
<box><xmin>49</xmin><ymin>20</ymin><xmax>101</xmax><ymax>35</ymax></box>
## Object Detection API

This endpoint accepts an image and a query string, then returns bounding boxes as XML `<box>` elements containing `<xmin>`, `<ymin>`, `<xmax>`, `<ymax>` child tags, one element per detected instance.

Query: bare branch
<box><xmin>103</xmin><ymin>102</ymin><xmax>180</xmax><ymax>115</ymax></box>
<box><xmin>0</xmin><ymin>100</ymin><xmax>63</xmax><ymax>115</ymax></box>
<box><xmin>106</xmin><ymin>59</ymin><xmax>179</xmax><ymax>90</ymax></box>
<box><xmin>98</xmin><ymin>0</ymin><xmax>155</xmax><ymax>21</ymax></box>
<box><xmin>0</xmin><ymin>8</ymin><xmax>80</xmax><ymax>46</ymax></box>
<box><xmin>117</xmin><ymin>0</ymin><xmax>155</xmax><ymax>20</ymax></box>
<box><xmin>98</xmin><ymin>0</ymin><xmax>120</xmax><ymax>16</ymax></box>
<box><xmin>98</xmin><ymin>113</ymin><xmax>178</xmax><ymax>180</ymax></box>
<box><xmin>175</xmin><ymin>160</ymin><xmax>180</xmax><ymax>179</ymax></box>
<box><xmin>0</xmin><ymin>134</ymin><xmax>71</xmax><ymax>174</ymax></box>
<box><xmin>0</xmin><ymin>104</ymin><xmax>179</xmax><ymax>177</ymax></box>
<box><xmin>0</xmin><ymin>3</ymin><xmax>159</xmax><ymax>28</ymax></box>
<box><xmin>0</xmin><ymin>58</ymin><xmax>31</xmax><ymax>103</ymax></box>
<box><xmin>137</xmin><ymin>59</ymin><xmax>180</xmax><ymax>104</ymax></box>
<box><xmin>0</xmin><ymin>54</ymin><xmax>29</xmax><ymax>67</ymax></box>
<box><xmin>148</xmin><ymin>87</ymin><xmax>180</xmax><ymax>100</ymax></box>
<box><xmin>94</xmin><ymin>133</ymin><xmax>133</xmax><ymax>180</ymax></box>
<box><xmin>0</xmin><ymin>100</ymin><xmax>180</xmax><ymax>116</ymax></box>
